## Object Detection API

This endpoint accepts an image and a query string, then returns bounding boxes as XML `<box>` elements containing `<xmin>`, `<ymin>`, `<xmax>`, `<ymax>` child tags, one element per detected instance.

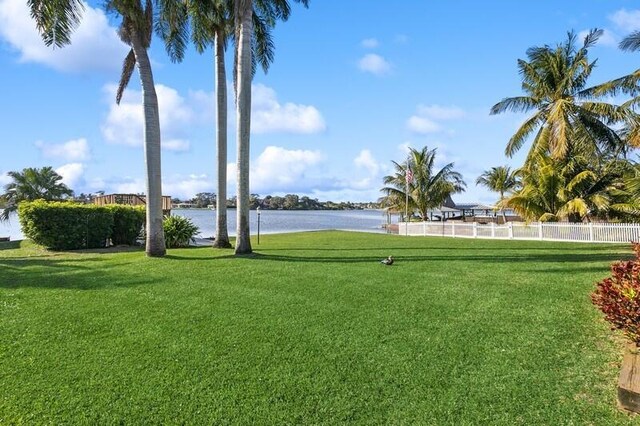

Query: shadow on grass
<box><xmin>0</xmin><ymin>258</ymin><xmax>150</xmax><ymax>290</ymax></box>
<box><xmin>261</xmin><ymin>244</ymin><xmax>630</xmax><ymax>253</ymax></box>
<box><xmin>0</xmin><ymin>240</ymin><xmax>22</xmax><ymax>251</ymax></box>
<box><xmin>166</xmin><ymin>251</ymin><xmax>626</xmax><ymax>267</ymax></box>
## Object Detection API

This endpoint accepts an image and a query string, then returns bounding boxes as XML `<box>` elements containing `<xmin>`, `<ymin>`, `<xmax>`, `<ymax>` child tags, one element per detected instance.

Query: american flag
<box><xmin>406</xmin><ymin>167</ymin><xmax>413</xmax><ymax>184</ymax></box>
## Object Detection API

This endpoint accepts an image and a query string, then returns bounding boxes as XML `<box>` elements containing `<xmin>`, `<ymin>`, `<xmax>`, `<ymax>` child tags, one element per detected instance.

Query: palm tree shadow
<box><xmin>245</xmin><ymin>251</ymin><xmax>625</xmax><ymax>265</ymax></box>
<box><xmin>0</xmin><ymin>258</ymin><xmax>151</xmax><ymax>290</ymax></box>
<box><xmin>0</xmin><ymin>241</ymin><xmax>21</xmax><ymax>251</ymax></box>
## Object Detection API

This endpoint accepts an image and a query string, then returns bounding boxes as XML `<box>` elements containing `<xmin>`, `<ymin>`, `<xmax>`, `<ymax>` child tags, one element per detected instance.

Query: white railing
<box><xmin>398</xmin><ymin>221</ymin><xmax>640</xmax><ymax>243</ymax></box>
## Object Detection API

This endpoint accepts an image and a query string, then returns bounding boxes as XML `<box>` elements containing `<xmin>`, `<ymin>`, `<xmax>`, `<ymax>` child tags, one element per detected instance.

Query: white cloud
<box><xmin>354</xmin><ymin>149</ymin><xmax>380</xmax><ymax>176</ymax></box>
<box><xmin>361</xmin><ymin>38</ymin><xmax>379</xmax><ymax>48</ymax></box>
<box><xmin>0</xmin><ymin>0</ymin><xmax>128</xmax><ymax>73</ymax></box>
<box><xmin>163</xmin><ymin>139</ymin><xmax>191</xmax><ymax>152</ymax></box>
<box><xmin>578</xmin><ymin>29</ymin><xmax>618</xmax><ymax>47</ymax></box>
<box><xmin>406</xmin><ymin>116</ymin><xmax>441</xmax><ymax>134</ymax></box>
<box><xmin>610</xmin><ymin>9</ymin><xmax>640</xmax><ymax>32</ymax></box>
<box><xmin>0</xmin><ymin>172</ymin><xmax>11</xmax><ymax>186</ymax></box>
<box><xmin>406</xmin><ymin>104</ymin><xmax>465</xmax><ymax>134</ymax></box>
<box><xmin>35</xmin><ymin>138</ymin><xmax>90</xmax><ymax>161</ymax></box>
<box><xmin>250</xmin><ymin>146</ymin><xmax>325</xmax><ymax>193</ymax></box>
<box><xmin>251</xmin><ymin>84</ymin><xmax>326</xmax><ymax>134</ymax></box>
<box><xmin>163</xmin><ymin>174</ymin><xmax>213</xmax><ymax>200</ymax></box>
<box><xmin>416</xmin><ymin>104</ymin><xmax>465</xmax><ymax>120</ymax></box>
<box><xmin>101</xmin><ymin>84</ymin><xmax>193</xmax><ymax>152</ymax></box>
<box><xmin>56</xmin><ymin>163</ymin><xmax>85</xmax><ymax>189</ymax></box>
<box><xmin>111</xmin><ymin>178</ymin><xmax>145</xmax><ymax>195</ymax></box>
<box><xmin>398</xmin><ymin>142</ymin><xmax>413</xmax><ymax>155</ymax></box>
<box><xmin>358</xmin><ymin>53</ymin><xmax>391</xmax><ymax>75</ymax></box>
<box><xmin>185</xmin><ymin>84</ymin><xmax>327</xmax><ymax>135</ymax></box>
<box><xmin>93</xmin><ymin>173</ymin><xmax>213</xmax><ymax>199</ymax></box>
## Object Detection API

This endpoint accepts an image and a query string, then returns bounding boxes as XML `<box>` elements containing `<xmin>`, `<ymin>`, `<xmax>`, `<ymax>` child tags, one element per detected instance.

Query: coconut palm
<box><xmin>158</xmin><ymin>0</ymin><xmax>281</xmax><ymax>249</ymax></box>
<box><xmin>505</xmin><ymin>154</ymin><xmax>631</xmax><ymax>222</ymax></box>
<box><xmin>586</xmin><ymin>31</ymin><xmax>640</xmax><ymax>149</ymax></box>
<box><xmin>380</xmin><ymin>147</ymin><xmax>466</xmax><ymax>221</ymax></box>
<box><xmin>233</xmin><ymin>0</ymin><xmax>308</xmax><ymax>255</ymax></box>
<box><xmin>1</xmin><ymin>167</ymin><xmax>73</xmax><ymax>221</ymax></box>
<box><xmin>476</xmin><ymin>166</ymin><xmax>519</xmax><ymax>221</ymax></box>
<box><xmin>29</xmin><ymin>0</ymin><xmax>167</xmax><ymax>256</ymax></box>
<box><xmin>490</xmin><ymin>29</ymin><xmax>630</xmax><ymax>164</ymax></box>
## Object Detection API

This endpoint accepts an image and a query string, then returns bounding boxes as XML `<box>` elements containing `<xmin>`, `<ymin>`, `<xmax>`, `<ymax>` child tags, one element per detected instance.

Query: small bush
<box><xmin>108</xmin><ymin>205</ymin><xmax>145</xmax><ymax>245</ymax></box>
<box><xmin>19</xmin><ymin>200</ymin><xmax>112</xmax><ymax>250</ymax></box>
<box><xmin>592</xmin><ymin>243</ymin><xmax>640</xmax><ymax>346</ymax></box>
<box><xmin>164</xmin><ymin>215</ymin><xmax>199</xmax><ymax>248</ymax></box>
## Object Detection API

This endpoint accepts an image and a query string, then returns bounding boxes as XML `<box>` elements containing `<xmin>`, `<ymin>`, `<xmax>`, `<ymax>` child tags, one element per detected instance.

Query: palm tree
<box><xmin>490</xmin><ymin>29</ymin><xmax>630</xmax><ymax>164</ymax></box>
<box><xmin>586</xmin><ymin>31</ymin><xmax>640</xmax><ymax>149</ymax></box>
<box><xmin>476</xmin><ymin>166</ymin><xmax>519</xmax><ymax>221</ymax></box>
<box><xmin>233</xmin><ymin>0</ymin><xmax>254</xmax><ymax>254</ymax></box>
<box><xmin>504</xmin><ymin>154</ymin><xmax>630</xmax><ymax>222</ymax></box>
<box><xmin>380</xmin><ymin>147</ymin><xmax>466</xmax><ymax>221</ymax></box>
<box><xmin>1</xmin><ymin>167</ymin><xmax>73</xmax><ymax>221</ymax></box>
<box><xmin>158</xmin><ymin>0</ymin><xmax>280</xmax><ymax>249</ymax></box>
<box><xmin>233</xmin><ymin>0</ymin><xmax>308</xmax><ymax>255</ymax></box>
<box><xmin>29</xmin><ymin>0</ymin><xmax>166</xmax><ymax>257</ymax></box>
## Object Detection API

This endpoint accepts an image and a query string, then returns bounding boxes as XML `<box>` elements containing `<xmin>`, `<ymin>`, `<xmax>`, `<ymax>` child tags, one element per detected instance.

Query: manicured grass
<box><xmin>0</xmin><ymin>231</ymin><xmax>636</xmax><ymax>424</ymax></box>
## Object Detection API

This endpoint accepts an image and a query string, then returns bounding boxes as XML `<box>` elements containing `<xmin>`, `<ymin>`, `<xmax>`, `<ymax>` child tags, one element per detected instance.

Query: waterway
<box><xmin>0</xmin><ymin>209</ymin><xmax>390</xmax><ymax>241</ymax></box>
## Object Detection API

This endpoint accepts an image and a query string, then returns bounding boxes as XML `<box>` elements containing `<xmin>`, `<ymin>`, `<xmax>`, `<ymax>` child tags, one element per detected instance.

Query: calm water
<box><xmin>0</xmin><ymin>209</ymin><xmax>388</xmax><ymax>241</ymax></box>
<box><xmin>175</xmin><ymin>208</ymin><xmax>387</xmax><ymax>238</ymax></box>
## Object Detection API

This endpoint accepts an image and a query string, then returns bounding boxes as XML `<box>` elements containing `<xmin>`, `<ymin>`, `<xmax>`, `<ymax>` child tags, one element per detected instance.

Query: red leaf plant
<box><xmin>592</xmin><ymin>243</ymin><xmax>640</xmax><ymax>346</ymax></box>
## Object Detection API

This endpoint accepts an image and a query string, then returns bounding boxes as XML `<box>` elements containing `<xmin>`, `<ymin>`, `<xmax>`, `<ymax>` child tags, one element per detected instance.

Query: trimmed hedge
<box><xmin>18</xmin><ymin>201</ymin><xmax>145</xmax><ymax>250</ymax></box>
<box><xmin>107</xmin><ymin>205</ymin><xmax>145</xmax><ymax>245</ymax></box>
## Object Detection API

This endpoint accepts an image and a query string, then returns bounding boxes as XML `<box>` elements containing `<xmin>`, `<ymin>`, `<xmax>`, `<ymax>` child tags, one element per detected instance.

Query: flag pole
<box><xmin>405</xmin><ymin>161</ymin><xmax>409</xmax><ymax>236</ymax></box>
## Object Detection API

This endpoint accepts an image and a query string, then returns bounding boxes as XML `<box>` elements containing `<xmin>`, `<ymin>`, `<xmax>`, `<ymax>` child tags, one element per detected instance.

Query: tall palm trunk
<box><xmin>213</xmin><ymin>30</ymin><xmax>232</xmax><ymax>248</ymax></box>
<box><xmin>131</xmin><ymin>34</ymin><xmax>166</xmax><ymax>256</ymax></box>
<box><xmin>234</xmin><ymin>0</ymin><xmax>253</xmax><ymax>255</ymax></box>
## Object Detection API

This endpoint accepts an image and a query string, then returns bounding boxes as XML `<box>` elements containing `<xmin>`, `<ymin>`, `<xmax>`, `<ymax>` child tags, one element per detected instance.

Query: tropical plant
<box><xmin>592</xmin><ymin>243</ymin><xmax>640</xmax><ymax>347</ymax></box>
<box><xmin>490</xmin><ymin>29</ymin><xmax>631</xmax><ymax>164</ymax></box>
<box><xmin>163</xmin><ymin>215</ymin><xmax>200</xmax><ymax>248</ymax></box>
<box><xmin>28</xmin><ymin>0</ymin><xmax>167</xmax><ymax>257</ymax></box>
<box><xmin>380</xmin><ymin>147</ymin><xmax>466</xmax><ymax>221</ymax></box>
<box><xmin>476</xmin><ymin>166</ymin><xmax>519</xmax><ymax>220</ymax></box>
<box><xmin>504</xmin><ymin>154</ymin><xmax>632</xmax><ymax>222</ymax></box>
<box><xmin>1</xmin><ymin>167</ymin><xmax>73</xmax><ymax>221</ymax></box>
<box><xmin>233</xmin><ymin>0</ymin><xmax>308</xmax><ymax>255</ymax></box>
<box><xmin>158</xmin><ymin>0</ymin><xmax>282</xmax><ymax>250</ymax></box>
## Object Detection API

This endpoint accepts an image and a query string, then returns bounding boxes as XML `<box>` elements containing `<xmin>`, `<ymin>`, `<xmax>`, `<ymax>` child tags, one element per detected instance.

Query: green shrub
<box><xmin>163</xmin><ymin>215</ymin><xmax>199</xmax><ymax>248</ymax></box>
<box><xmin>107</xmin><ymin>205</ymin><xmax>145</xmax><ymax>245</ymax></box>
<box><xmin>19</xmin><ymin>200</ymin><xmax>112</xmax><ymax>250</ymax></box>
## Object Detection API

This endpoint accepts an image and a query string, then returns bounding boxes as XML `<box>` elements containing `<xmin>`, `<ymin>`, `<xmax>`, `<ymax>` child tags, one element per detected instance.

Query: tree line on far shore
<box><xmin>172</xmin><ymin>193</ymin><xmax>377</xmax><ymax>211</ymax></box>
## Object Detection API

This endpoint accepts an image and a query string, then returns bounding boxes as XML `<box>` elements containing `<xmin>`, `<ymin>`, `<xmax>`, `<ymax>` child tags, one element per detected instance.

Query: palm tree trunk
<box><xmin>131</xmin><ymin>34</ymin><xmax>166</xmax><ymax>257</ymax></box>
<box><xmin>234</xmin><ymin>0</ymin><xmax>253</xmax><ymax>255</ymax></box>
<box><xmin>213</xmin><ymin>30</ymin><xmax>232</xmax><ymax>249</ymax></box>
<box><xmin>500</xmin><ymin>192</ymin><xmax>507</xmax><ymax>224</ymax></box>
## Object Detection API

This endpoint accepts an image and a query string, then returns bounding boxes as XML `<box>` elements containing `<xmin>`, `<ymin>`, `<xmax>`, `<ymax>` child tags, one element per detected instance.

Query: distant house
<box><xmin>174</xmin><ymin>202</ymin><xmax>196</xmax><ymax>209</ymax></box>
<box><xmin>94</xmin><ymin>193</ymin><xmax>172</xmax><ymax>215</ymax></box>
<box><xmin>454</xmin><ymin>202</ymin><xmax>520</xmax><ymax>223</ymax></box>
<box><xmin>423</xmin><ymin>202</ymin><xmax>520</xmax><ymax>223</ymax></box>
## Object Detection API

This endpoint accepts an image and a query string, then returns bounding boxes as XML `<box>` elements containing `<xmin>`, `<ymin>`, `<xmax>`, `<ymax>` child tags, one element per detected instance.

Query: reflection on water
<box><xmin>0</xmin><ymin>209</ymin><xmax>388</xmax><ymax>241</ymax></box>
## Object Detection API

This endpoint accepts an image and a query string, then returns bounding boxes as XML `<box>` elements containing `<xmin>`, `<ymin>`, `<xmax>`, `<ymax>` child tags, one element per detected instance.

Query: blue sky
<box><xmin>1</xmin><ymin>1</ymin><xmax>640</xmax><ymax>203</ymax></box>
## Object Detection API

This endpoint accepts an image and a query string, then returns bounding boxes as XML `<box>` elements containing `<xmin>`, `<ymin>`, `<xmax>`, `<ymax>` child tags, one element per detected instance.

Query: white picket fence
<box><xmin>398</xmin><ymin>221</ymin><xmax>640</xmax><ymax>243</ymax></box>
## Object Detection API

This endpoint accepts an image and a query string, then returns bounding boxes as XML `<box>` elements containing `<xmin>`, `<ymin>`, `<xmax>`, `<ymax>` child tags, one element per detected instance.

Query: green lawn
<box><xmin>0</xmin><ymin>231</ymin><xmax>636</xmax><ymax>424</ymax></box>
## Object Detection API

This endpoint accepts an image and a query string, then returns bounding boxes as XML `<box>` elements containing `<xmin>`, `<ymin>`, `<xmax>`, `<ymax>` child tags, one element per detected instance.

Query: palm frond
<box><xmin>116</xmin><ymin>49</ymin><xmax>136</xmax><ymax>105</ymax></box>
<box><xmin>27</xmin><ymin>0</ymin><xmax>84</xmax><ymax>47</ymax></box>
<box><xmin>620</xmin><ymin>31</ymin><xmax>640</xmax><ymax>51</ymax></box>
